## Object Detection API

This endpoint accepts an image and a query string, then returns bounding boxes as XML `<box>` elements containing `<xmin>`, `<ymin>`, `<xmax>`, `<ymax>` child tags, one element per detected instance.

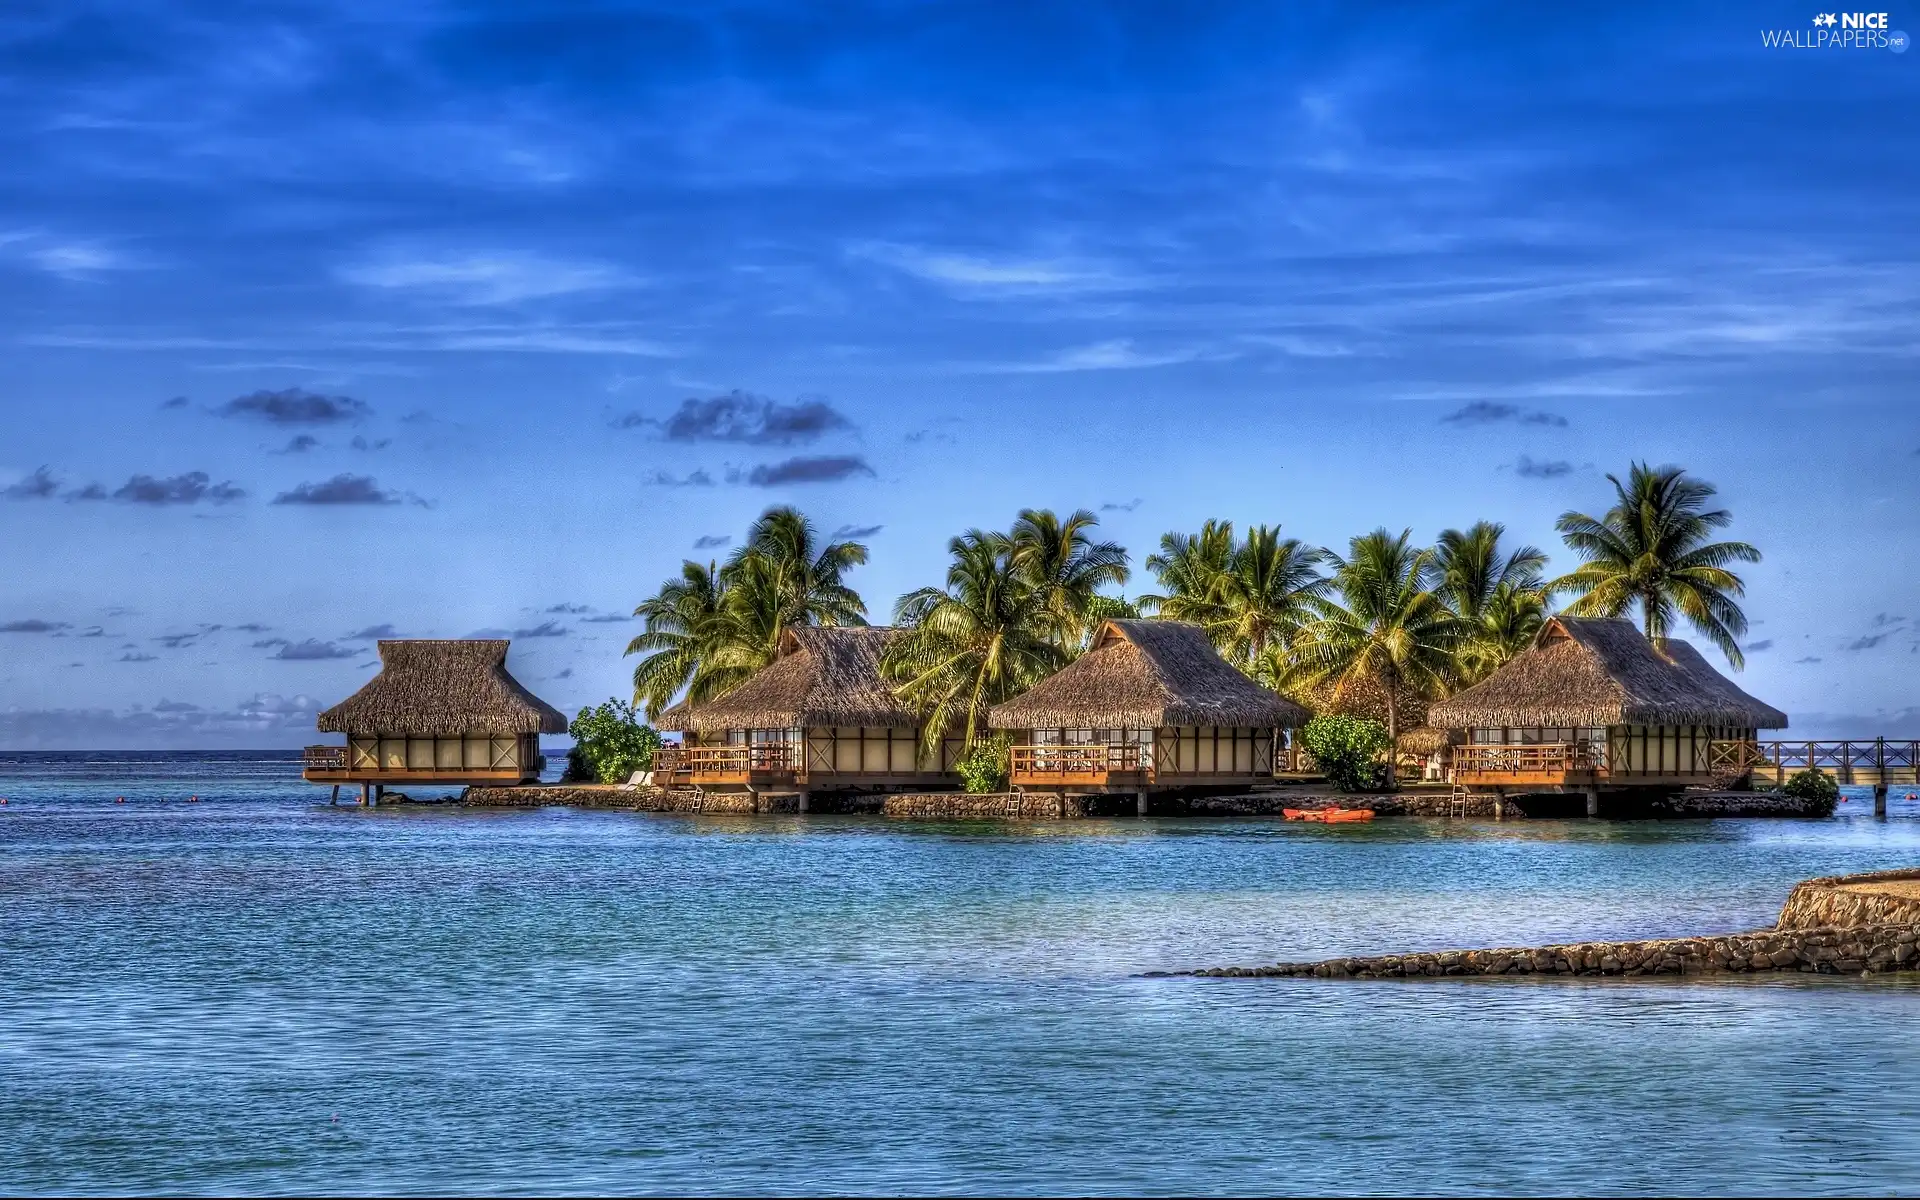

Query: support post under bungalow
<box><xmin>372</xmin><ymin>783</ymin><xmax>383</xmax><ymax>807</ymax></box>
<box><xmin>1875</xmin><ymin>737</ymin><xmax>1889</xmax><ymax>820</ymax></box>
<box><xmin>359</xmin><ymin>781</ymin><xmax>370</xmax><ymax>807</ymax></box>
<box><xmin>1136</xmin><ymin>790</ymin><xmax>1150</xmax><ymax>818</ymax></box>
<box><xmin>1876</xmin><ymin>785</ymin><xmax>1889</xmax><ymax>820</ymax></box>
<box><xmin>1492</xmin><ymin>789</ymin><xmax>1505</xmax><ymax>821</ymax></box>
<box><xmin>330</xmin><ymin>784</ymin><xmax>339</xmax><ymax>806</ymax></box>
<box><xmin>797</xmin><ymin>790</ymin><xmax>810</xmax><ymax>814</ymax></box>
<box><xmin>1584</xmin><ymin>785</ymin><xmax>1600</xmax><ymax>818</ymax></box>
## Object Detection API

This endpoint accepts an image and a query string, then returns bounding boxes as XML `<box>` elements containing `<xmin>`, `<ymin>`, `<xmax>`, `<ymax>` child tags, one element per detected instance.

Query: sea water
<box><xmin>3</xmin><ymin>751</ymin><xmax>1918</xmax><ymax>1196</ymax></box>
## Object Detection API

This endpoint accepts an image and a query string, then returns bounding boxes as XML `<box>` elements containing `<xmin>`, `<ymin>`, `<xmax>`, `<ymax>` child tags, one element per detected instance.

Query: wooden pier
<box><xmin>1730</xmin><ymin>739</ymin><xmax>1918</xmax><ymax>819</ymax></box>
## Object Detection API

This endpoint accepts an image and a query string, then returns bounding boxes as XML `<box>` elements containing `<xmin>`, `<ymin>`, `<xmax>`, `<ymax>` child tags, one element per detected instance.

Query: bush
<box><xmin>955</xmin><ymin>734</ymin><xmax>1012</xmax><ymax>794</ymax></box>
<box><xmin>1300</xmin><ymin>714</ymin><xmax>1391</xmax><ymax>792</ymax></box>
<box><xmin>564</xmin><ymin>698</ymin><xmax>662</xmax><ymax>784</ymax></box>
<box><xmin>1780</xmin><ymin>768</ymin><xmax>1839</xmax><ymax>815</ymax></box>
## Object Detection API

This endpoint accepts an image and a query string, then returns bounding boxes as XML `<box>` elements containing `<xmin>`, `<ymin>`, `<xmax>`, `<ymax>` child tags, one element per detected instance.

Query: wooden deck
<box><xmin>1009</xmin><ymin>744</ymin><xmax>1151</xmax><ymax>789</ymax></box>
<box><xmin>301</xmin><ymin>745</ymin><xmax>537</xmax><ymax>786</ymax></box>
<box><xmin>653</xmin><ymin>745</ymin><xmax>949</xmax><ymax>791</ymax></box>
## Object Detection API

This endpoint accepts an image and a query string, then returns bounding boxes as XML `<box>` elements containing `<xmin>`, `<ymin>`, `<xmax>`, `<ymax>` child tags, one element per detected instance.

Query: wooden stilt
<box><xmin>359</xmin><ymin>782</ymin><xmax>370</xmax><ymax>807</ymax></box>
<box><xmin>1136</xmin><ymin>790</ymin><xmax>1150</xmax><ymax>818</ymax></box>
<box><xmin>372</xmin><ymin>784</ymin><xmax>383</xmax><ymax>808</ymax></box>
<box><xmin>797</xmin><ymin>791</ymin><xmax>810</xmax><ymax>814</ymax></box>
<box><xmin>1876</xmin><ymin>785</ymin><xmax>1889</xmax><ymax>820</ymax></box>
<box><xmin>1585</xmin><ymin>786</ymin><xmax>1600</xmax><ymax>817</ymax></box>
<box><xmin>330</xmin><ymin>784</ymin><xmax>340</xmax><ymax>806</ymax></box>
<box><xmin>1492</xmin><ymin>789</ymin><xmax>1505</xmax><ymax>821</ymax></box>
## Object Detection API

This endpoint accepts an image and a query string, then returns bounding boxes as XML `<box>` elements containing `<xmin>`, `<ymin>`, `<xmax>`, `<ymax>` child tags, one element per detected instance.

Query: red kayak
<box><xmin>1283</xmin><ymin>807</ymin><xmax>1375</xmax><ymax>823</ymax></box>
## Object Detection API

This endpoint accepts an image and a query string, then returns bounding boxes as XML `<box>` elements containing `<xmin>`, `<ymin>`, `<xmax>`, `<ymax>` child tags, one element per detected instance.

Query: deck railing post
<box><xmin>1875</xmin><ymin>737</ymin><xmax>1889</xmax><ymax>819</ymax></box>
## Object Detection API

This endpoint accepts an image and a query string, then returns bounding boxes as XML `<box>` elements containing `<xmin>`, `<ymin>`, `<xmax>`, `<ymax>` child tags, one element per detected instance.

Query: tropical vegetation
<box><xmin>564</xmin><ymin>698</ymin><xmax>662</xmax><ymax>784</ymax></box>
<box><xmin>1298</xmin><ymin>714</ymin><xmax>1392</xmax><ymax>793</ymax></box>
<box><xmin>622</xmin><ymin>464</ymin><xmax>1760</xmax><ymax>781</ymax></box>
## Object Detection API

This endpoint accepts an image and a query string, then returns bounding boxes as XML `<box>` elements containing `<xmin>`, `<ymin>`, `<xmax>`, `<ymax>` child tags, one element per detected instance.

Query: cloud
<box><xmin>544</xmin><ymin>604</ymin><xmax>593</xmax><ymax>614</ymax></box>
<box><xmin>161</xmin><ymin>396</ymin><xmax>190</xmax><ymax>410</ymax></box>
<box><xmin>112</xmin><ymin>472</ymin><xmax>246</xmax><ymax>505</ymax></box>
<box><xmin>692</xmin><ymin>534</ymin><xmax>731</xmax><ymax>549</ymax></box>
<box><xmin>831</xmin><ymin>524</ymin><xmax>883</xmax><ymax>539</ymax></box>
<box><xmin>3</xmin><ymin>467</ymin><xmax>59</xmax><ymax>499</ymax></box>
<box><xmin>1099</xmin><ymin>499</ymin><xmax>1142</xmax><ymax>513</ymax></box>
<box><xmin>620</xmin><ymin>391</ymin><xmax>855</xmax><ymax>446</ymax></box>
<box><xmin>1744</xmin><ymin>639</ymin><xmax>1774</xmax><ymax>653</ymax></box>
<box><xmin>552</xmin><ymin>667</ymin><xmax>574</xmax><ymax>680</ymax></box>
<box><xmin>1795</xmin><ymin>656</ymin><xmax>1824</xmax><ymax>664</ymax></box>
<box><xmin>578</xmin><ymin>612</ymin><xmax>631</xmax><ymax>623</ymax></box>
<box><xmin>155</xmin><ymin>629</ymin><xmax>214</xmax><ymax>648</ymax></box>
<box><xmin>349</xmin><ymin>436</ymin><xmax>391</xmax><ymax>451</ymax></box>
<box><xmin>979</xmin><ymin>339</ymin><xmax>1217</xmax><ymax>374</ymax></box>
<box><xmin>66</xmin><ymin>483</ymin><xmax>107</xmax><ymax>501</ymax></box>
<box><xmin>272</xmin><ymin>474</ymin><xmax>419</xmax><ymax>506</ymax></box>
<box><xmin>1513</xmin><ymin>456</ymin><xmax>1574</xmax><ymax>479</ymax></box>
<box><xmin>77</xmin><ymin>626</ymin><xmax>107</xmax><ymax>638</ymax></box>
<box><xmin>233</xmin><ymin>623</ymin><xmax>272</xmax><ymax>633</ymax></box>
<box><xmin>339</xmin><ymin>252</ymin><xmax>632</xmax><ymax>305</ymax></box>
<box><xmin>850</xmin><ymin>242</ymin><xmax>1122</xmax><ymax>293</ymax></box>
<box><xmin>1441</xmin><ymin>402</ymin><xmax>1570</xmax><ymax>427</ymax></box>
<box><xmin>744</xmin><ymin>456</ymin><xmax>875</xmax><ymax>486</ymax></box>
<box><xmin>0</xmin><ymin>693</ymin><xmax>322</xmax><ymax>749</ymax></box>
<box><xmin>644</xmin><ymin>469</ymin><xmax>714</xmax><ymax>487</ymax></box>
<box><xmin>269</xmin><ymin>638</ymin><xmax>357</xmax><ymax>660</ymax></box>
<box><xmin>1</xmin><ymin>619</ymin><xmax>70</xmax><ymax>633</ymax></box>
<box><xmin>118</xmin><ymin>652</ymin><xmax>157</xmax><ymax>662</ymax></box>
<box><xmin>219</xmin><ymin>388</ymin><xmax>370</xmax><ymax>425</ymax></box>
<box><xmin>344</xmin><ymin>623</ymin><xmax>397</xmax><ymax>639</ymax></box>
<box><xmin>275</xmin><ymin>434</ymin><xmax>321</xmax><ymax>454</ymax></box>
<box><xmin>1845</xmin><ymin>633</ymin><xmax>1892</xmax><ymax>651</ymax></box>
<box><xmin>511</xmin><ymin>620</ymin><xmax>568</xmax><ymax>638</ymax></box>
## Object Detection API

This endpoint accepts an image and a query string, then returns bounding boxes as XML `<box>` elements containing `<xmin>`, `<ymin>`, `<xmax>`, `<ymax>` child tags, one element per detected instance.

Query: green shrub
<box><xmin>955</xmin><ymin>734</ymin><xmax>1012</xmax><ymax>794</ymax></box>
<box><xmin>1780</xmin><ymin>768</ymin><xmax>1839</xmax><ymax>815</ymax></box>
<box><xmin>1300</xmin><ymin>714</ymin><xmax>1391</xmax><ymax>792</ymax></box>
<box><xmin>564</xmin><ymin>698</ymin><xmax>662</xmax><ymax>784</ymax></box>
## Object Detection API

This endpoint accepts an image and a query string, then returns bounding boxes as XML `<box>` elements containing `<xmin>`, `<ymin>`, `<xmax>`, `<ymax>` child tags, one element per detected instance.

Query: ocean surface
<box><xmin>3</xmin><ymin>751</ymin><xmax>1919</xmax><ymax>1196</ymax></box>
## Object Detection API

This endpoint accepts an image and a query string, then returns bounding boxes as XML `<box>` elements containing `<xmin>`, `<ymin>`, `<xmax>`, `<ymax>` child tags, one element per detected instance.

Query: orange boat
<box><xmin>1282</xmin><ymin>807</ymin><xmax>1375</xmax><ymax>823</ymax></box>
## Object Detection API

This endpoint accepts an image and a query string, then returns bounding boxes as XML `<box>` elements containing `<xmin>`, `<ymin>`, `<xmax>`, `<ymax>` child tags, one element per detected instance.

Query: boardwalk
<box><xmin>1744</xmin><ymin>740</ymin><xmax>1920</xmax><ymax>787</ymax></box>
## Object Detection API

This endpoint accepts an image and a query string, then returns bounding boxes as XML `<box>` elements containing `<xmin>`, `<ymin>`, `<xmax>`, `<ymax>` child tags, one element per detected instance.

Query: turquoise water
<box><xmin>4</xmin><ymin>753</ymin><xmax>1920</xmax><ymax>1196</ymax></box>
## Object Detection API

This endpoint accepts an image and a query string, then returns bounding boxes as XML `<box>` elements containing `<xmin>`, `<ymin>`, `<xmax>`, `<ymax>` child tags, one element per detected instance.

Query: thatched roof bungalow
<box><xmin>306</xmin><ymin>639</ymin><xmax>567</xmax><ymax>791</ymax></box>
<box><xmin>656</xmin><ymin>625</ymin><xmax>957</xmax><ymax>794</ymax></box>
<box><xmin>988</xmin><ymin>619</ymin><xmax>1308</xmax><ymax>792</ymax></box>
<box><xmin>1428</xmin><ymin>616</ymin><xmax>1786</xmax><ymax>791</ymax></box>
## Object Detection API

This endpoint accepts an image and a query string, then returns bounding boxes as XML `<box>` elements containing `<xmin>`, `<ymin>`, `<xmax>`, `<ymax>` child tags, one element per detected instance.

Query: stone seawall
<box><xmin>1186</xmin><ymin>867</ymin><xmax>1920</xmax><ymax>980</ymax></box>
<box><xmin>1777</xmin><ymin>868</ymin><xmax>1920</xmax><ymax>930</ymax></box>
<box><xmin>879</xmin><ymin>792</ymin><xmax>1137</xmax><ymax>819</ymax></box>
<box><xmin>1190</xmin><ymin>924</ymin><xmax>1918</xmax><ymax>979</ymax></box>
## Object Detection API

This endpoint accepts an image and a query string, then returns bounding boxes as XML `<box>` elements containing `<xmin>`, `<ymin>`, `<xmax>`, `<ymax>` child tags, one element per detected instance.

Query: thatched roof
<box><xmin>657</xmin><ymin>626</ymin><xmax>913</xmax><ymax>734</ymax></box>
<box><xmin>1396</xmin><ymin>726</ymin><xmax>1454</xmax><ymax>755</ymax></box>
<box><xmin>988</xmin><ymin>620</ymin><xmax>1309</xmax><ymax>731</ymax></box>
<box><xmin>317</xmin><ymin>640</ymin><xmax>568</xmax><ymax>736</ymax></box>
<box><xmin>1427</xmin><ymin>617</ymin><xmax>1788</xmax><ymax>730</ymax></box>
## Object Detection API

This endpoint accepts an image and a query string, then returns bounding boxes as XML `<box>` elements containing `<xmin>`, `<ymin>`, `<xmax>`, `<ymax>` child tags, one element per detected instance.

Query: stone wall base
<box><xmin>1777</xmin><ymin>868</ymin><xmax>1920</xmax><ymax>929</ymax></box>
<box><xmin>1189</xmin><ymin>923</ymin><xmax>1920</xmax><ymax>979</ymax></box>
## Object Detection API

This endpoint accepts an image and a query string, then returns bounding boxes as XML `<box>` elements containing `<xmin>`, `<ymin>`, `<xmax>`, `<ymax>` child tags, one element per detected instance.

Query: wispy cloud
<box><xmin>2</xmin><ymin>467</ymin><xmax>59</xmax><ymax>499</ymax></box>
<box><xmin>344</xmin><ymin>623</ymin><xmax>397</xmax><ymax>640</ymax></box>
<box><xmin>831</xmin><ymin>524</ymin><xmax>883</xmax><ymax>539</ymax></box>
<box><xmin>973</xmin><ymin>339</ymin><xmax>1224</xmax><ymax>374</ymax></box>
<box><xmin>1512</xmin><ymin>456</ymin><xmax>1574</xmax><ymax>479</ymax></box>
<box><xmin>645</xmin><ymin>469</ymin><xmax>715</xmax><ymax>487</ymax></box>
<box><xmin>261</xmin><ymin>638</ymin><xmax>357</xmax><ymax>660</ymax></box>
<box><xmin>1100</xmin><ymin>498</ymin><xmax>1143</xmax><ymax>513</ymax></box>
<box><xmin>693</xmin><ymin>533</ymin><xmax>731</xmax><ymax>548</ymax></box>
<box><xmin>512</xmin><ymin>620</ymin><xmax>568</xmax><ymax>638</ymax></box>
<box><xmin>339</xmin><ymin>251</ymin><xmax>636</xmax><ymax>305</ymax></box>
<box><xmin>850</xmin><ymin>241</ymin><xmax>1127</xmax><ymax>294</ymax></box>
<box><xmin>106</xmin><ymin>472</ymin><xmax>246</xmax><ymax>506</ymax></box>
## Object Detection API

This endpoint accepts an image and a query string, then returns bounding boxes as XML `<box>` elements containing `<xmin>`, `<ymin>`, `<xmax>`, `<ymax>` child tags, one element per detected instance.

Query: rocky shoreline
<box><xmin>1179</xmin><ymin>868</ymin><xmax>1920</xmax><ymax>980</ymax></box>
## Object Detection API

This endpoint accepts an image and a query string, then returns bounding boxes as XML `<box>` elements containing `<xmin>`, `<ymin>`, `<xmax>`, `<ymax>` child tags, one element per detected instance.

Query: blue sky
<box><xmin>2</xmin><ymin>1</ymin><xmax>1917</xmax><ymax>748</ymax></box>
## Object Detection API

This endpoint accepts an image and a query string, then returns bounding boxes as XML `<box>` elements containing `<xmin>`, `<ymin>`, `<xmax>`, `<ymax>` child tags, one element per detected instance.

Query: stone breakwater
<box><xmin>1186</xmin><ymin>924</ymin><xmax>1919</xmax><ymax>979</ymax></box>
<box><xmin>1777</xmin><ymin>868</ymin><xmax>1920</xmax><ymax>929</ymax></box>
<box><xmin>1182</xmin><ymin>868</ymin><xmax>1920</xmax><ymax>980</ymax></box>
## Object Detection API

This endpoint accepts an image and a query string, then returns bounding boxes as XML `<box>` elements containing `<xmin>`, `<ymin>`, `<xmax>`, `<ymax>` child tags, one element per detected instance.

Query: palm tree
<box><xmin>625</xmin><ymin>507</ymin><xmax>870</xmax><ymax>717</ymax></box>
<box><xmin>626</xmin><ymin>561</ymin><xmax>739</xmax><ymax>719</ymax></box>
<box><xmin>1008</xmin><ymin>508</ymin><xmax>1130</xmax><ymax>651</ymax></box>
<box><xmin>726</xmin><ymin>506</ymin><xmax>869</xmax><ymax>634</ymax></box>
<box><xmin>1435</xmin><ymin>521</ymin><xmax>1549</xmax><ymax>684</ymax></box>
<box><xmin>1138</xmin><ymin>520</ymin><xmax>1236</xmax><ymax>629</ymax></box>
<box><xmin>1549</xmin><ymin>463</ymin><xmax>1760</xmax><ymax>667</ymax></box>
<box><xmin>883</xmin><ymin>530</ymin><xmax>1063</xmax><ymax>754</ymax></box>
<box><xmin>1290</xmin><ymin>529</ymin><xmax>1465</xmax><ymax>785</ymax></box>
<box><xmin>1213</xmin><ymin>525</ymin><xmax>1330</xmax><ymax>668</ymax></box>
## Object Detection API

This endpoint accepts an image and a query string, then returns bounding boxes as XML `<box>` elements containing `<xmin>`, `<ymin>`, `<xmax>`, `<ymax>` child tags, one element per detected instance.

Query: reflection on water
<box><xmin>3</xmin><ymin>754</ymin><xmax>1919</xmax><ymax>1195</ymax></box>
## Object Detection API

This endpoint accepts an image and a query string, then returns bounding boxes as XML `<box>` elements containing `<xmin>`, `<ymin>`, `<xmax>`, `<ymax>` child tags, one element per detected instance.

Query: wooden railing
<box><xmin>682</xmin><ymin>743</ymin><xmax>798</xmax><ymax>774</ymax></box>
<box><xmin>1453</xmin><ymin>743</ymin><xmax>1599</xmax><ymax>776</ymax></box>
<box><xmin>303</xmin><ymin>745</ymin><xmax>348</xmax><ymax>771</ymax></box>
<box><xmin>1747</xmin><ymin>740</ymin><xmax>1920</xmax><ymax>783</ymax></box>
<box><xmin>1010</xmin><ymin>743</ymin><xmax>1145</xmax><ymax>779</ymax></box>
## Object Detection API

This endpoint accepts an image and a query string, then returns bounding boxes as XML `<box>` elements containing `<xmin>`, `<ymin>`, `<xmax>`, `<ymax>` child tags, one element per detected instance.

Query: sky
<box><xmin>1</xmin><ymin>1</ymin><xmax>1917</xmax><ymax>748</ymax></box>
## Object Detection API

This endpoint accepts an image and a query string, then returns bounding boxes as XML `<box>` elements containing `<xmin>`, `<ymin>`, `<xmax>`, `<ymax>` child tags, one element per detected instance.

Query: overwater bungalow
<box><xmin>303</xmin><ymin>639</ymin><xmax>567</xmax><ymax>802</ymax></box>
<box><xmin>1426</xmin><ymin>616</ymin><xmax>1788</xmax><ymax>806</ymax></box>
<box><xmin>987</xmin><ymin>619</ymin><xmax>1309</xmax><ymax>810</ymax></box>
<box><xmin>655</xmin><ymin>625</ymin><xmax>961</xmax><ymax>804</ymax></box>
